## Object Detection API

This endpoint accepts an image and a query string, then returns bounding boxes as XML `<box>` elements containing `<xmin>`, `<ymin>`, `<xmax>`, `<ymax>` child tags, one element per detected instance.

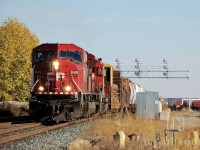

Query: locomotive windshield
<box><xmin>59</xmin><ymin>50</ymin><xmax>82</xmax><ymax>63</ymax></box>
<box><xmin>33</xmin><ymin>51</ymin><xmax>56</xmax><ymax>62</ymax></box>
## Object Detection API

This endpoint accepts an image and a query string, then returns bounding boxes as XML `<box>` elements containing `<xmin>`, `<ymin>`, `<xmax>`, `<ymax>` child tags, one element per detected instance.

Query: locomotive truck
<box><xmin>29</xmin><ymin>43</ymin><xmax>142</xmax><ymax>122</ymax></box>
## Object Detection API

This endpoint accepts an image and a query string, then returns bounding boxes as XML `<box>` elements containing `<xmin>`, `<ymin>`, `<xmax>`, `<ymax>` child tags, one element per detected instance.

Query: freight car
<box><xmin>29</xmin><ymin>43</ymin><xmax>140</xmax><ymax>123</ymax></box>
<box><xmin>191</xmin><ymin>100</ymin><xmax>200</xmax><ymax>110</ymax></box>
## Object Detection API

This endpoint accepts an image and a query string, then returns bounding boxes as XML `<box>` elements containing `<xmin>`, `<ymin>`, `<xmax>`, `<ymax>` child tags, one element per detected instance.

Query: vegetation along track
<box><xmin>0</xmin><ymin>116</ymin><xmax>96</xmax><ymax>146</ymax></box>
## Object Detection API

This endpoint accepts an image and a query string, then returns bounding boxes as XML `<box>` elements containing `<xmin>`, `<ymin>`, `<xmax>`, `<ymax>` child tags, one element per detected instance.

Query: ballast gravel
<box><xmin>0</xmin><ymin>122</ymin><xmax>91</xmax><ymax>150</ymax></box>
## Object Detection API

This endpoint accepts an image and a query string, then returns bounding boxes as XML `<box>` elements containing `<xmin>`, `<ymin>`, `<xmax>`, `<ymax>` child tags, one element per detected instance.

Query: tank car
<box><xmin>117</xmin><ymin>77</ymin><xmax>145</xmax><ymax>113</ymax></box>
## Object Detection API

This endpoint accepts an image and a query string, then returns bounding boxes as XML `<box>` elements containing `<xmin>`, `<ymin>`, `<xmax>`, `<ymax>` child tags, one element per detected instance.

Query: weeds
<box><xmin>77</xmin><ymin>112</ymin><xmax>200</xmax><ymax>150</ymax></box>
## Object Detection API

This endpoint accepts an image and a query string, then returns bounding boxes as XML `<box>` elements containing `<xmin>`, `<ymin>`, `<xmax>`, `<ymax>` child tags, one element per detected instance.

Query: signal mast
<box><xmin>116</xmin><ymin>58</ymin><xmax>189</xmax><ymax>79</ymax></box>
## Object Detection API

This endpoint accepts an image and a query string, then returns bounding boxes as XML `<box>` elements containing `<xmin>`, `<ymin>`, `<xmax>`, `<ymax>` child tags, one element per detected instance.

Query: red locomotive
<box><xmin>30</xmin><ymin>43</ymin><xmax>136</xmax><ymax>122</ymax></box>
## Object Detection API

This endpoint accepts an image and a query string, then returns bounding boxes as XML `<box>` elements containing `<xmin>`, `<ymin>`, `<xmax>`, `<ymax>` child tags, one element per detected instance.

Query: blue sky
<box><xmin>1</xmin><ymin>0</ymin><xmax>200</xmax><ymax>98</ymax></box>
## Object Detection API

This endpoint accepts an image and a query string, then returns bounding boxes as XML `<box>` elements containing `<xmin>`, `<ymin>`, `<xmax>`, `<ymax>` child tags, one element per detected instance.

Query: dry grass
<box><xmin>89</xmin><ymin>113</ymin><xmax>164</xmax><ymax>140</ymax></box>
<box><xmin>76</xmin><ymin>112</ymin><xmax>200</xmax><ymax>150</ymax></box>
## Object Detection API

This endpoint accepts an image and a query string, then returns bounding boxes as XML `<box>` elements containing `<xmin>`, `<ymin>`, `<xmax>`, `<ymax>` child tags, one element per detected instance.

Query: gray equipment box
<box><xmin>136</xmin><ymin>91</ymin><xmax>161</xmax><ymax>119</ymax></box>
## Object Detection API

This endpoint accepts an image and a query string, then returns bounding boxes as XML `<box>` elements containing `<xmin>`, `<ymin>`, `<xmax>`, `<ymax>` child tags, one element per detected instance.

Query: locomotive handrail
<box><xmin>94</xmin><ymin>85</ymin><xmax>101</xmax><ymax>93</ymax></box>
<box><xmin>70</xmin><ymin>75</ymin><xmax>83</xmax><ymax>93</ymax></box>
<box><xmin>30</xmin><ymin>79</ymin><xmax>40</xmax><ymax>92</ymax></box>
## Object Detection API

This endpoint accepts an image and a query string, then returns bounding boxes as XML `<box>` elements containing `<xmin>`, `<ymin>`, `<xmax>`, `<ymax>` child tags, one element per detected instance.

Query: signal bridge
<box><xmin>116</xmin><ymin>58</ymin><xmax>189</xmax><ymax>79</ymax></box>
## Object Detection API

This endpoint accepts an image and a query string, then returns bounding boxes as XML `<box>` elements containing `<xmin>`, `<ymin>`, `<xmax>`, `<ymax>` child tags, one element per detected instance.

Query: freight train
<box><xmin>29</xmin><ymin>43</ymin><xmax>144</xmax><ymax>123</ymax></box>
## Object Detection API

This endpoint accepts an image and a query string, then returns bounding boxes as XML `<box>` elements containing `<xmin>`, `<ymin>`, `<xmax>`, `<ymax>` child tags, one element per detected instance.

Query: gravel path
<box><xmin>0</xmin><ymin>122</ymin><xmax>91</xmax><ymax>150</ymax></box>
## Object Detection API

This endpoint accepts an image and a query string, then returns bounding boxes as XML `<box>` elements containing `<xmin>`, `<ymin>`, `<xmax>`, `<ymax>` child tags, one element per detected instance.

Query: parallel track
<box><xmin>0</xmin><ymin>117</ymin><xmax>95</xmax><ymax>146</ymax></box>
<box><xmin>0</xmin><ymin>122</ymin><xmax>42</xmax><ymax>135</ymax></box>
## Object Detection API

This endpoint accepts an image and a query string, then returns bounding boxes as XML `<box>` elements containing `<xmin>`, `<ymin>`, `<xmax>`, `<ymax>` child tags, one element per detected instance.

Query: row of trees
<box><xmin>0</xmin><ymin>18</ymin><xmax>39</xmax><ymax>101</ymax></box>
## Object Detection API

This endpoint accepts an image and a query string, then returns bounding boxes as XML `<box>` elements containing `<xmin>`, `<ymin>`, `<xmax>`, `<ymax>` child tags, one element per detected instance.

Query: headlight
<box><xmin>65</xmin><ymin>86</ymin><xmax>71</xmax><ymax>92</ymax></box>
<box><xmin>38</xmin><ymin>86</ymin><xmax>44</xmax><ymax>91</ymax></box>
<box><xmin>92</xmin><ymin>73</ymin><xmax>95</xmax><ymax>80</ymax></box>
<box><xmin>53</xmin><ymin>61</ymin><xmax>59</xmax><ymax>70</ymax></box>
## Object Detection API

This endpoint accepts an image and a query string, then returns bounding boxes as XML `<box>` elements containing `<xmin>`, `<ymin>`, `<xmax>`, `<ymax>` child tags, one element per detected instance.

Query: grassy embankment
<box><xmin>77</xmin><ymin>112</ymin><xmax>200</xmax><ymax>150</ymax></box>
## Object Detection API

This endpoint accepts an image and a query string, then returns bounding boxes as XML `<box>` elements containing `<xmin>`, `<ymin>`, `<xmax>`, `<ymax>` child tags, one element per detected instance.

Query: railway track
<box><xmin>0</xmin><ymin>122</ymin><xmax>42</xmax><ymax>136</ymax></box>
<box><xmin>0</xmin><ymin>122</ymin><xmax>43</xmax><ymax>145</ymax></box>
<box><xmin>0</xmin><ymin>116</ymin><xmax>95</xmax><ymax>146</ymax></box>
